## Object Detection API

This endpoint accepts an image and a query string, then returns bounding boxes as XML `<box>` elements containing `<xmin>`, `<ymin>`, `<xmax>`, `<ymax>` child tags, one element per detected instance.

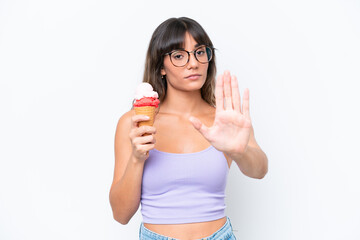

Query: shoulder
<box><xmin>115</xmin><ymin>109</ymin><xmax>135</xmax><ymax>135</ymax></box>
<box><xmin>119</xmin><ymin>109</ymin><xmax>135</xmax><ymax>120</ymax></box>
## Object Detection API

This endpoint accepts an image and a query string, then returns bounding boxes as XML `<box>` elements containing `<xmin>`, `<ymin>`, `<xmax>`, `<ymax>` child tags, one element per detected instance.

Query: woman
<box><xmin>109</xmin><ymin>17</ymin><xmax>268</xmax><ymax>240</ymax></box>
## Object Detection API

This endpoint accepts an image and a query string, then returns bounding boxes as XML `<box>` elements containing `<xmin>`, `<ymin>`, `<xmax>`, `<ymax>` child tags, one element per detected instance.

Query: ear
<box><xmin>161</xmin><ymin>66</ymin><xmax>166</xmax><ymax>76</ymax></box>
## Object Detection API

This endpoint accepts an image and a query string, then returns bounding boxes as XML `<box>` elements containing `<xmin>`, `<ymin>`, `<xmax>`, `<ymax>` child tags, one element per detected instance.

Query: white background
<box><xmin>1</xmin><ymin>0</ymin><xmax>359</xmax><ymax>239</ymax></box>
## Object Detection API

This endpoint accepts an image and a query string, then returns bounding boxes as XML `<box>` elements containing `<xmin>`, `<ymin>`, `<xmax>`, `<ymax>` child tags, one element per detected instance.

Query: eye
<box><xmin>172</xmin><ymin>51</ymin><xmax>185</xmax><ymax>60</ymax></box>
<box><xmin>196</xmin><ymin>50</ymin><xmax>205</xmax><ymax>56</ymax></box>
<box><xmin>196</xmin><ymin>47</ymin><xmax>206</xmax><ymax>56</ymax></box>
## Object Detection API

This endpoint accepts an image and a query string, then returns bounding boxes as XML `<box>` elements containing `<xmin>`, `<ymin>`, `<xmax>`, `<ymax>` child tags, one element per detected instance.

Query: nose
<box><xmin>186</xmin><ymin>52</ymin><xmax>199</xmax><ymax>69</ymax></box>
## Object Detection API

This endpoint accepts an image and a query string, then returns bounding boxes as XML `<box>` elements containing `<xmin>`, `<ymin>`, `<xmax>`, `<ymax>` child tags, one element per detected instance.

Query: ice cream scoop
<box><xmin>133</xmin><ymin>83</ymin><xmax>160</xmax><ymax>132</ymax></box>
<box><xmin>134</xmin><ymin>82</ymin><xmax>159</xmax><ymax>100</ymax></box>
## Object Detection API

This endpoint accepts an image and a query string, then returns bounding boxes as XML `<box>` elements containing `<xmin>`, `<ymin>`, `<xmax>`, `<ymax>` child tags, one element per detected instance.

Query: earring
<box><xmin>161</xmin><ymin>75</ymin><xmax>165</xmax><ymax>80</ymax></box>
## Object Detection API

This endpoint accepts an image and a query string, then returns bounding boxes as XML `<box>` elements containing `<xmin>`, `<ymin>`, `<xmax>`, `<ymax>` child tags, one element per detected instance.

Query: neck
<box><xmin>159</xmin><ymin>86</ymin><xmax>207</xmax><ymax>117</ymax></box>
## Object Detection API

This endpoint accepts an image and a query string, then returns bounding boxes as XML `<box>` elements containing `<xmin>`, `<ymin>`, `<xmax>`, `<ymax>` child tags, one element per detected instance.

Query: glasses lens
<box><xmin>169</xmin><ymin>46</ymin><xmax>213</xmax><ymax>67</ymax></box>
<box><xmin>195</xmin><ymin>46</ymin><xmax>212</xmax><ymax>63</ymax></box>
<box><xmin>170</xmin><ymin>50</ymin><xmax>188</xmax><ymax>67</ymax></box>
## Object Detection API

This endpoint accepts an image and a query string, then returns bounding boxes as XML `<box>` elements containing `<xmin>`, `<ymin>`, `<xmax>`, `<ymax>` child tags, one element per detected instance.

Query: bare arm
<box><xmin>188</xmin><ymin>71</ymin><xmax>267</xmax><ymax>179</ymax></box>
<box><xmin>226</xmin><ymin>125</ymin><xmax>268</xmax><ymax>179</ymax></box>
<box><xmin>109</xmin><ymin>110</ymin><xmax>156</xmax><ymax>224</ymax></box>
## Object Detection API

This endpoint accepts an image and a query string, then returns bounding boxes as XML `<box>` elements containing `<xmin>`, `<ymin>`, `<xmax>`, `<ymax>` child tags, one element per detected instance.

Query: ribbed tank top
<box><xmin>140</xmin><ymin>145</ymin><xmax>229</xmax><ymax>224</ymax></box>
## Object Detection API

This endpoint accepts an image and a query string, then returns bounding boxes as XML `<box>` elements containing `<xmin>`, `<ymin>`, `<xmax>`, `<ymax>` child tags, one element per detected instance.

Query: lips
<box><xmin>185</xmin><ymin>74</ymin><xmax>201</xmax><ymax>79</ymax></box>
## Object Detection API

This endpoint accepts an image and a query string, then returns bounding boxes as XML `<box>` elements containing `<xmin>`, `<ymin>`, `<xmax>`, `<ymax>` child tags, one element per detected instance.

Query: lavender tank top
<box><xmin>140</xmin><ymin>145</ymin><xmax>229</xmax><ymax>224</ymax></box>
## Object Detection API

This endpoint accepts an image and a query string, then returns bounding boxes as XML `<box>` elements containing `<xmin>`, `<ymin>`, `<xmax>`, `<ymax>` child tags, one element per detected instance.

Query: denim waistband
<box><xmin>139</xmin><ymin>216</ymin><xmax>235</xmax><ymax>240</ymax></box>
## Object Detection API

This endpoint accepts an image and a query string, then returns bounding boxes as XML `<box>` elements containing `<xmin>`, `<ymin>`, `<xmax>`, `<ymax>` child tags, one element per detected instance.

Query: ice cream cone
<box><xmin>133</xmin><ymin>83</ymin><xmax>160</xmax><ymax>137</ymax></box>
<box><xmin>134</xmin><ymin>106</ymin><xmax>156</xmax><ymax>136</ymax></box>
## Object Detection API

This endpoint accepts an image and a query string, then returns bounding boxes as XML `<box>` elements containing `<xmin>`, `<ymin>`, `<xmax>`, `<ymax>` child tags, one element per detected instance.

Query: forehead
<box><xmin>178</xmin><ymin>33</ymin><xmax>202</xmax><ymax>50</ymax></box>
<box><xmin>183</xmin><ymin>32</ymin><xmax>197</xmax><ymax>46</ymax></box>
<box><xmin>161</xmin><ymin>30</ymin><xmax>207</xmax><ymax>54</ymax></box>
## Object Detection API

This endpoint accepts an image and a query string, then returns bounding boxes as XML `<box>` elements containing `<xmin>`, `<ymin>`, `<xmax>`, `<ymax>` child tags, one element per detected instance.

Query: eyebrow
<box><xmin>178</xmin><ymin>43</ymin><xmax>203</xmax><ymax>51</ymax></box>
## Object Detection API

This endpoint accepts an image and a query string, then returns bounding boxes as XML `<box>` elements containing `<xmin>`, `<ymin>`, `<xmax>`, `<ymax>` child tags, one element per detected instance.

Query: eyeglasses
<box><xmin>164</xmin><ymin>45</ymin><xmax>213</xmax><ymax>67</ymax></box>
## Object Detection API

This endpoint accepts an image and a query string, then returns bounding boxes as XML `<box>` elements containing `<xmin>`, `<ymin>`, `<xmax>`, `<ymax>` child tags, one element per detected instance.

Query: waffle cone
<box><xmin>134</xmin><ymin>106</ymin><xmax>156</xmax><ymax>136</ymax></box>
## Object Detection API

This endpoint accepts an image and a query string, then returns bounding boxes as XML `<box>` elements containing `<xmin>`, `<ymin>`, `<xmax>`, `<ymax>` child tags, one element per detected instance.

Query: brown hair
<box><xmin>132</xmin><ymin>17</ymin><xmax>216</xmax><ymax>110</ymax></box>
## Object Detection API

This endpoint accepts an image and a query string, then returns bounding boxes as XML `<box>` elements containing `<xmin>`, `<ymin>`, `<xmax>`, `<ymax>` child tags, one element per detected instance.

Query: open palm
<box><xmin>189</xmin><ymin>71</ymin><xmax>252</xmax><ymax>155</ymax></box>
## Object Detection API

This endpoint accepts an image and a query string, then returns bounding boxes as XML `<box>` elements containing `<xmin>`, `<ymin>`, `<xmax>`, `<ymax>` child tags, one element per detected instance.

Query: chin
<box><xmin>187</xmin><ymin>83</ymin><xmax>206</xmax><ymax>92</ymax></box>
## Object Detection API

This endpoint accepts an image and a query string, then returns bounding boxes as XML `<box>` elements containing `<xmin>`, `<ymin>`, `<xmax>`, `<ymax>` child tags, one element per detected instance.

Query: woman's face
<box><xmin>161</xmin><ymin>32</ymin><xmax>209</xmax><ymax>92</ymax></box>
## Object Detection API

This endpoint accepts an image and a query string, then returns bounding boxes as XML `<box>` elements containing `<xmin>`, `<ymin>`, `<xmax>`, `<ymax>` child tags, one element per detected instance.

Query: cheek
<box><xmin>162</xmin><ymin>59</ymin><xmax>179</xmax><ymax>76</ymax></box>
<box><xmin>201</xmin><ymin>64</ymin><xmax>209</xmax><ymax>77</ymax></box>
<box><xmin>164</xmin><ymin>66</ymin><xmax>181</xmax><ymax>80</ymax></box>
<box><xmin>204</xmin><ymin>63</ymin><xmax>209</xmax><ymax>71</ymax></box>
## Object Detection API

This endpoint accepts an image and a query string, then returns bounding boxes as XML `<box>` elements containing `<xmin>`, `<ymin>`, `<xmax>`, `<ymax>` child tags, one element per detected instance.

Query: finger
<box><xmin>136</xmin><ymin>126</ymin><xmax>156</xmax><ymax>136</ymax></box>
<box><xmin>189</xmin><ymin>116</ymin><xmax>210</xmax><ymax>139</ymax></box>
<box><xmin>136</xmin><ymin>134</ymin><xmax>156</xmax><ymax>145</ymax></box>
<box><xmin>231</xmin><ymin>75</ymin><xmax>241</xmax><ymax>113</ymax></box>
<box><xmin>223</xmin><ymin>71</ymin><xmax>233</xmax><ymax>110</ymax></box>
<box><xmin>243</xmin><ymin>88</ymin><xmax>250</xmax><ymax>118</ymax></box>
<box><xmin>215</xmin><ymin>74</ymin><xmax>224</xmax><ymax>114</ymax></box>
<box><xmin>131</xmin><ymin>115</ymin><xmax>150</xmax><ymax>128</ymax></box>
<box><xmin>130</xmin><ymin>125</ymin><xmax>155</xmax><ymax>139</ymax></box>
<box><xmin>137</xmin><ymin>144</ymin><xmax>155</xmax><ymax>156</ymax></box>
<box><xmin>144</xmin><ymin>143</ymin><xmax>156</xmax><ymax>153</ymax></box>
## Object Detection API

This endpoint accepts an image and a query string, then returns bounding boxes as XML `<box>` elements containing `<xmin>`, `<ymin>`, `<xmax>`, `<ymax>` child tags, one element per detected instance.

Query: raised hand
<box><xmin>189</xmin><ymin>70</ymin><xmax>252</xmax><ymax>155</ymax></box>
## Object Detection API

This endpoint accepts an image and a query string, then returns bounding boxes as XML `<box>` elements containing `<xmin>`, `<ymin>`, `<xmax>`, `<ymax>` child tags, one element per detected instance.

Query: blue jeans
<box><xmin>139</xmin><ymin>217</ymin><xmax>237</xmax><ymax>240</ymax></box>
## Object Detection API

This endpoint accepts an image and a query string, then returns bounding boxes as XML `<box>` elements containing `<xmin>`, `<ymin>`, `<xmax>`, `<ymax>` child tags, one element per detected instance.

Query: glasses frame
<box><xmin>163</xmin><ymin>45</ymin><xmax>214</xmax><ymax>67</ymax></box>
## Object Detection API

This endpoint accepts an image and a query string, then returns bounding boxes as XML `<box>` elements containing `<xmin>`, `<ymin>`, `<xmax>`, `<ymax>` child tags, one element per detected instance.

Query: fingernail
<box><xmin>145</xmin><ymin>116</ymin><xmax>150</xmax><ymax>119</ymax></box>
